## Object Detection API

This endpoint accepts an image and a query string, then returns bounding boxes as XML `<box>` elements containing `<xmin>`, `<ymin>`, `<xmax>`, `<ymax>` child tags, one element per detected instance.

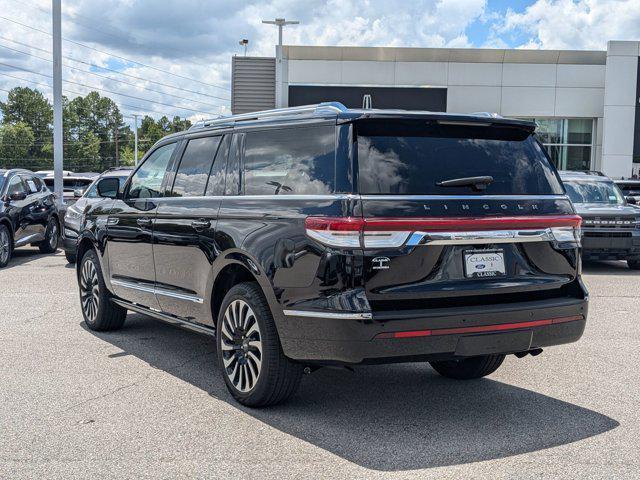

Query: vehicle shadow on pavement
<box><xmin>4</xmin><ymin>248</ymin><xmax>51</xmax><ymax>269</ymax></box>
<box><xmin>582</xmin><ymin>260</ymin><xmax>638</xmax><ymax>276</ymax></box>
<box><xmin>84</xmin><ymin>314</ymin><xmax>619</xmax><ymax>472</ymax></box>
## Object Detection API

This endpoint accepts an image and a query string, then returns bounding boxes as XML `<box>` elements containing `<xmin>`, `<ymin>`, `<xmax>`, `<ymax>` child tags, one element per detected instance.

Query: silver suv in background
<box><xmin>560</xmin><ymin>171</ymin><xmax>640</xmax><ymax>269</ymax></box>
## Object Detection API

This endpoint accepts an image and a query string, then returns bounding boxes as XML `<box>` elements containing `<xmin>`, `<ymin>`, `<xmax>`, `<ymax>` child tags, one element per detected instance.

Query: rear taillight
<box><xmin>305</xmin><ymin>215</ymin><xmax>582</xmax><ymax>248</ymax></box>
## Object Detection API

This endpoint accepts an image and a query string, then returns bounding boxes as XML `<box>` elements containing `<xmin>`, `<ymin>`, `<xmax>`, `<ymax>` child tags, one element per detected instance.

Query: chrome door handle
<box><xmin>191</xmin><ymin>219</ymin><xmax>211</xmax><ymax>231</ymax></box>
<box><xmin>137</xmin><ymin>217</ymin><xmax>153</xmax><ymax>227</ymax></box>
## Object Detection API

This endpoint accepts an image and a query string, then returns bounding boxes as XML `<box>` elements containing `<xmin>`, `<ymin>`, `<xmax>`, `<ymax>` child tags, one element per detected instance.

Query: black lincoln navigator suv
<box><xmin>75</xmin><ymin>103</ymin><xmax>588</xmax><ymax>406</ymax></box>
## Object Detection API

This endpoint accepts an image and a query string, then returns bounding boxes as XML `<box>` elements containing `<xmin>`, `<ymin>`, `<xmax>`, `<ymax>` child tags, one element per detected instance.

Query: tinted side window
<box><xmin>206</xmin><ymin>134</ymin><xmax>230</xmax><ymax>196</ymax></box>
<box><xmin>23</xmin><ymin>175</ymin><xmax>40</xmax><ymax>194</ymax></box>
<box><xmin>243</xmin><ymin>126</ymin><xmax>336</xmax><ymax>195</ymax></box>
<box><xmin>171</xmin><ymin>136</ymin><xmax>222</xmax><ymax>197</ymax></box>
<box><xmin>128</xmin><ymin>143</ymin><xmax>176</xmax><ymax>199</ymax></box>
<box><xmin>7</xmin><ymin>175</ymin><xmax>26</xmax><ymax>195</ymax></box>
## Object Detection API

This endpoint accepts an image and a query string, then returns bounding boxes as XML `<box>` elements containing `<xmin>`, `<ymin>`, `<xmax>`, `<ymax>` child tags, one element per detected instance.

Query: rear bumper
<box><xmin>278</xmin><ymin>296</ymin><xmax>588</xmax><ymax>364</ymax></box>
<box><xmin>582</xmin><ymin>230</ymin><xmax>640</xmax><ymax>259</ymax></box>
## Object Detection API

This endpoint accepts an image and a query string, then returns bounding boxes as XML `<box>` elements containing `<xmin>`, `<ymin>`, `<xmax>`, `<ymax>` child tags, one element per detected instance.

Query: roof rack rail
<box><xmin>189</xmin><ymin>102</ymin><xmax>348</xmax><ymax>130</ymax></box>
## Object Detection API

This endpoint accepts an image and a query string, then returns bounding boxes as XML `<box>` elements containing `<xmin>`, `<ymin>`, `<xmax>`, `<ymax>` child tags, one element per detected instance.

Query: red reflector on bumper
<box><xmin>374</xmin><ymin>315</ymin><xmax>584</xmax><ymax>339</ymax></box>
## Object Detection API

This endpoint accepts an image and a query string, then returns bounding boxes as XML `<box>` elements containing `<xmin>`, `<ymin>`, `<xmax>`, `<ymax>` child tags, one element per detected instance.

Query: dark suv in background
<box><xmin>0</xmin><ymin>169</ymin><xmax>59</xmax><ymax>268</ymax></box>
<box><xmin>560</xmin><ymin>171</ymin><xmax>640</xmax><ymax>269</ymax></box>
<box><xmin>62</xmin><ymin>167</ymin><xmax>133</xmax><ymax>264</ymax></box>
<box><xmin>75</xmin><ymin>103</ymin><xmax>588</xmax><ymax>406</ymax></box>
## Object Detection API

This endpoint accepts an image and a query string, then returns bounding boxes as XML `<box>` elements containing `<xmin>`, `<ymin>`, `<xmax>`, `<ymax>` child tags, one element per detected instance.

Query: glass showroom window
<box><xmin>521</xmin><ymin>118</ymin><xmax>594</xmax><ymax>171</ymax></box>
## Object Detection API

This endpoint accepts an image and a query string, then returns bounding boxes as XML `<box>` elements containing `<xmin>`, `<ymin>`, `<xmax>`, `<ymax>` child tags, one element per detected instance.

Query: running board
<box><xmin>111</xmin><ymin>298</ymin><xmax>216</xmax><ymax>337</ymax></box>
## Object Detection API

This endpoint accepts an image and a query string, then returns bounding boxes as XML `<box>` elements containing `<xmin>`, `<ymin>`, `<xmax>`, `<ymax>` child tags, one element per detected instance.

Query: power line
<box><xmin>0</xmin><ymin>14</ymin><xmax>231</xmax><ymax>92</ymax></box>
<box><xmin>0</xmin><ymin>71</ymin><xmax>197</xmax><ymax>118</ymax></box>
<box><xmin>0</xmin><ymin>61</ymin><xmax>220</xmax><ymax>115</ymax></box>
<box><xmin>7</xmin><ymin>0</ymin><xmax>222</xmax><ymax>73</ymax></box>
<box><xmin>0</xmin><ymin>36</ymin><xmax>230</xmax><ymax>102</ymax></box>
<box><xmin>0</xmin><ymin>43</ymin><xmax>228</xmax><ymax>109</ymax></box>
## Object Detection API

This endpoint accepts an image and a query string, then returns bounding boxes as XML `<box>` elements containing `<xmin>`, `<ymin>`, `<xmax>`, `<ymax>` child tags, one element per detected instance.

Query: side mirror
<box><xmin>73</xmin><ymin>188</ymin><xmax>84</xmax><ymax>198</ymax></box>
<box><xmin>626</xmin><ymin>196</ymin><xmax>637</xmax><ymax>205</ymax></box>
<box><xmin>9</xmin><ymin>191</ymin><xmax>27</xmax><ymax>202</ymax></box>
<box><xmin>96</xmin><ymin>177</ymin><xmax>120</xmax><ymax>199</ymax></box>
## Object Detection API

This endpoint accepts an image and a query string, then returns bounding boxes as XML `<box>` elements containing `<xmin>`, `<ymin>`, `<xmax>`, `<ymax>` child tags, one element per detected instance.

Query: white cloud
<box><xmin>498</xmin><ymin>0</ymin><xmax>640</xmax><ymax>50</ymax></box>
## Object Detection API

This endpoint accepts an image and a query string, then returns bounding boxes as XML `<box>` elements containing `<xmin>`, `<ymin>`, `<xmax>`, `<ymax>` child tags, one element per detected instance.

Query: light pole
<box><xmin>239</xmin><ymin>39</ymin><xmax>249</xmax><ymax>56</ymax></box>
<box><xmin>262</xmin><ymin>18</ymin><xmax>299</xmax><ymax>108</ymax></box>
<box><xmin>261</xmin><ymin>18</ymin><xmax>299</xmax><ymax>47</ymax></box>
<box><xmin>132</xmin><ymin>114</ymin><xmax>139</xmax><ymax>165</ymax></box>
<box><xmin>52</xmin><ymin>0</ymin><xmax>63</xmax><ymax>207</ymax></box>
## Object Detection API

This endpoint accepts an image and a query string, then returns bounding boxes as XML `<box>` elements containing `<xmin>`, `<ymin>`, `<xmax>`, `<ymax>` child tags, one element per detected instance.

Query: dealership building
<box><xmin>231</xmin><ymin>40</ymin><xmax>640</xmax><ymax>178</ymax></box>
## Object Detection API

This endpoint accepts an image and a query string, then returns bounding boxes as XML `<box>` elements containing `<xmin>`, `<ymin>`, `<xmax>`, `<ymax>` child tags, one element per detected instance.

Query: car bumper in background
<box><xmin>278</xmin><ymin>295</ymin><xmax>588</xmax><ymax>364</ymax></box>
<box><xmin>581</xmin><ymin>230</ymin><xmax>640</xmax><ymax>260</ymax></box>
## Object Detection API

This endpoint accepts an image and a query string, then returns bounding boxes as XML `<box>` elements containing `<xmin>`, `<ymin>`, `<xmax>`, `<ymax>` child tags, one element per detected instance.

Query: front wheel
<box><xmin>430</xmin><ymin>354</ymin><xmax>505</xmax><ymax>380</ymax></box>
<box><xmin>79</xmin><ymin>249</ymin><xmax>126</xmax><ymax>331</ymax></box>
<box><xmin>216</xmin><ymin>282</ymin><xmax>303</xmax><ymax>407</ymax></box>
<box><xmin>38</xmin><ymin>217</ymin><xmax>59</xmax><ymax>254</ymax></box>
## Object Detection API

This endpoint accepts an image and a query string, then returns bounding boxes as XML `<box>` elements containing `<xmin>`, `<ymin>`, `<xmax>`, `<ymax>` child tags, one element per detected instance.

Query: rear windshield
<box><xmin>44</xmin><ymin>178</ymin><xmax>94</xmax><ymax>191</ymax></box>
<box><xmin>356</xmin><ymin>120</ymin><xmax>563</xmax><ymax>195</ymax></box>
<box><xmin>564</xmin><ymin>180</ymin><xmax>625</xmax><ymax>205</ymax></box>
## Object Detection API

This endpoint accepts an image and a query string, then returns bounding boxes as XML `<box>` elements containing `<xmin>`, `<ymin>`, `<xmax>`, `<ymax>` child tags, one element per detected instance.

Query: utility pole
<box><xmin>262</xmin><ymin>18</ymin><xmax>299</xmax><ymax>108</ymax></box>
<box><xmin>133</xmin><ymin>114</ymin><xmax>139</xmax><ymax>165</ymax></box>
<box><xmin>52</xmin><ymin>0</ymin><xmax>63</xmax><ymax>206</ymax></box>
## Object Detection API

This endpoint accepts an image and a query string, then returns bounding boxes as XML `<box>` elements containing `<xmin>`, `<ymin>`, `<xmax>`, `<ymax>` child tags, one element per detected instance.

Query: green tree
<box><xmin>0</xmin><ymin>122</ymin><xmax>35</xmax><ymax>164</ymax></box>
<box><xmin>77</xmin><ymin>131</ymin><xmax>101</xmax><ymax>171</ymax></box>
<box><xmin>0</xmin><ymin>87</ymin><xmax>52</xmax><ymax>157</ymax></box>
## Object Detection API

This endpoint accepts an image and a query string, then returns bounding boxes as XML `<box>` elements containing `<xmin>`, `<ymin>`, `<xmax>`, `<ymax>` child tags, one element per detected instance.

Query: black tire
<box><xmin>430</xmin><ymin>354</ymin><xmax>505</xmax><ymax>380</ymax></box>
<box><xmin>38</xmin><ymin>217</ymin><xmax>59</xmax><ymax>254</ymax></box>
<box><xmin>216</xmin><ymin>282</ymin><xmax>303</xmax><ymax>407</ymax></box>
<box><xmin>79</xmin><ymin>249</ymin><xmax>126</xmax><ymax>331</ymax></box>
<box><xmin>65</xmin><ymin>250</ymin><xmax>77</xmax><ymax>264</ymax></box>
<box><xmin>627</xmin><ymin>259</ymin><xmax>640</xmax><ymax>270</ymax></box>
<box><xmin>0</xmin><ymin>224</ymin><xmax>12</xmax><ymax>268</ymax></box>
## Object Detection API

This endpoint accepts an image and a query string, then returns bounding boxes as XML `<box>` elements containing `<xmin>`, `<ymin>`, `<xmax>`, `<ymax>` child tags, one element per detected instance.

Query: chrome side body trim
<box><xmin>111</xmin><ymin>279</ymin><xmax>204</xmax><ymax>304</ymax></box>
<box><xmin>359</xmin><ymin>194</ymin><xmax>568</xmax><ymax>201</ymax></box>
<box><xmin>283</xmin><ymin>309</ymin><xmax>373</xmax><ymax>320</ymax></box>
<box><xmin>406</xmin><ymin>229</ymin><xmax>555</xmax><ymax>246</ymax></box>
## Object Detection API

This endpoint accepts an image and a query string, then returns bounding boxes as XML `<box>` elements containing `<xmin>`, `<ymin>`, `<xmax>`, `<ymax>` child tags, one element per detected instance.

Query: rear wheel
<box><xmin>216</xmin><ymin>282</ymin><xmax>303</xmax><ymax>407</ymax></box>
<box><xmin>0</xmin><ymin>224</ymin><xmax>12</xmax><ymax>268</ymax></box>
<box><xmin>430</xmin><ymin>354</ymin><xmax>505</xmax><ymax>380</ymax></box>
<box><xmin>38</xmin><ymin>217</ymin><xmax>59</xmax><ymax>254</ymax></box>
<box><xmin>627</xmin><ymin>259</ymin><xmax>640</xmax><ymax>270</ymax></box>
<box><xmin>79</xmin><ymin>249</ymin><xmax>126</xmax><ymax>331</ymax></box>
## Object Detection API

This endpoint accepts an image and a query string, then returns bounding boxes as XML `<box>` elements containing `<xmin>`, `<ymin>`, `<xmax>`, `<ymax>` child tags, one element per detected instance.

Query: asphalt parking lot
<box><xmin>1</xmin><ymin>249</ymin><xmax>639</xmax><ymax>479</ymax></box>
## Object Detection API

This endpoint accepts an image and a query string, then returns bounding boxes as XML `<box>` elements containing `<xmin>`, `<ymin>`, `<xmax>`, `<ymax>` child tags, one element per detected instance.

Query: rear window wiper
<box><xmin>436</xmin><ymin>176</ymin><xmax>494</xmax><ymax>191</ymax></box>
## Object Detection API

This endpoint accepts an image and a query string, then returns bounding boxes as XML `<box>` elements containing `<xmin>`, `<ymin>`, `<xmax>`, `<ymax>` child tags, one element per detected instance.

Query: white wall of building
<box><xmin>602</xmin><ymin>41</ymin><xmax>640</xmax><ymax>178</ymax></box>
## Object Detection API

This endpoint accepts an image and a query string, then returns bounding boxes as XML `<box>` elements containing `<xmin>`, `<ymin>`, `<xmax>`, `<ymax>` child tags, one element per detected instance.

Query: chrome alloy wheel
<box><xmin>0</xmin><ymin>229</ymin><xmax>9</xmax><ymax>264</ymax></box>
<box><xmin>80</xmin><ymin>258</ymin><xmax>99</xmax><ymax>323</ymax></box>
<box><xmin>220</xmin><ymin>299</ymin><xmax>263</xmax><ymax>393</ymax></box>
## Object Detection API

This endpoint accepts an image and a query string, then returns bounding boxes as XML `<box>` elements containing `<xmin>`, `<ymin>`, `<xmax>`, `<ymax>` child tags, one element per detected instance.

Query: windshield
<box><xmin>356</xmin><ymin>119</ymin><xmax>563</xmax><ymax>195</ymax></box>
<box><xmin>564</xmin><ymin>180</ymin><xmax>625</xmax><ymax>205</ymax></box>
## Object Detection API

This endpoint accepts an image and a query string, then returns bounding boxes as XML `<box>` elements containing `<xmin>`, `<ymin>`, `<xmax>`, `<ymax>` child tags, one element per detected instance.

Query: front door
<box><xmin>153</xmin><ymin>134</ymin><xmax>227</xmax><ymax>323</ymax></box>
<box><xmin>4</xmin><ymin>175</ymin><xmax>32</xmax><ymax>245</ymax></box>
<box><xmin>107</xmin><ymin>142</ymin><xmax>177</xmax><ymax>309</ymax></box>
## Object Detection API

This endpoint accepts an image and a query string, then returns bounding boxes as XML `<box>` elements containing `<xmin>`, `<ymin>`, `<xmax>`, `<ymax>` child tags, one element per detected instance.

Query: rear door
<box><xmin>153</xmin><ymin>134</ymin><xmax>227</xmax><ymax>323</ymax></box>
<box><xmin>353</xmin><ymin>118</ymin><xmax>579</xmax><ymax>311</ymax></box>
<box><xmin>107</xmin><ymin>142</ymin><xmax>177</xmax><ymax>309</ymax></box>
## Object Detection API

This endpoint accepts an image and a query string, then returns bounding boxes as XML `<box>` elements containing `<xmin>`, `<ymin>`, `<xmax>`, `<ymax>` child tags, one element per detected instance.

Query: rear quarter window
<box><xmin>243</xmin><ymin>125</ymin><xmax>336</xmax><ymax>195</ymax></box>
<box><xmin>356</xmin><ymin>119</ymin><xmax>563</xmax><ymax>195</ymax></box>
